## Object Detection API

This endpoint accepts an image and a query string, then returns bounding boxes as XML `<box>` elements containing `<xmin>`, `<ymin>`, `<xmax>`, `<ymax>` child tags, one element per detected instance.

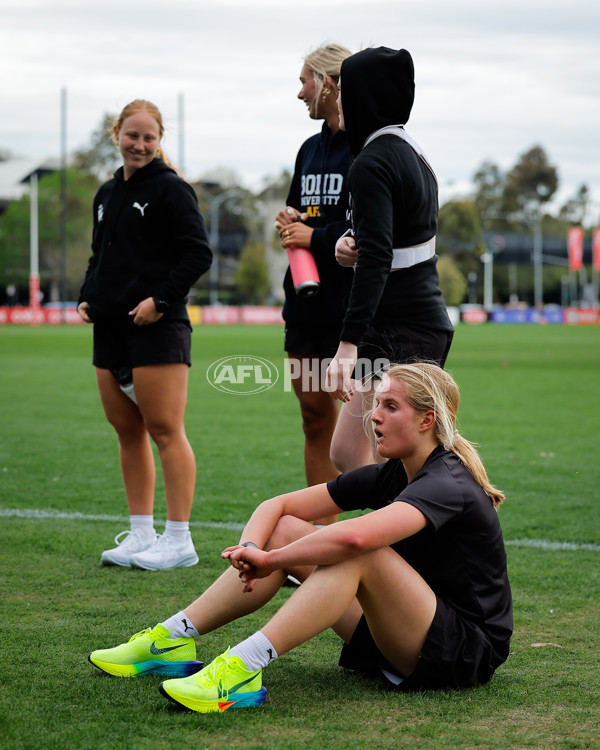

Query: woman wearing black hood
<box><xmin>326</xmin><ymin>47</ymin><xmax>454</xmax><ymax>473</ymax></box>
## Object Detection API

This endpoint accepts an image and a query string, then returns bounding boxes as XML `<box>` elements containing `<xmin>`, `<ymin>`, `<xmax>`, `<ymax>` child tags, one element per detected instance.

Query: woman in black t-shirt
<box><xmin>88</xmin><ymin>363</ymin><xmax>512</xmax><ymax>712</ymax></box>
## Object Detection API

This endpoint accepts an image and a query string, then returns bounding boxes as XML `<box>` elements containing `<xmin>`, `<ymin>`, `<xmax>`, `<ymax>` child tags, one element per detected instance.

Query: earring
<box><xmin>322</xmin><ymin>87</ymin><xmax>331</xmax><ymax>102</ymax></box>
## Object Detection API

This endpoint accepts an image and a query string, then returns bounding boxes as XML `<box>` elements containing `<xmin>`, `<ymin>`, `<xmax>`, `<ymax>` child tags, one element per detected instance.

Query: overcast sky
<box><xmin>1</xmin><ymin>0</ymin><xmax>599</xmax><ymax>215</ymax></box>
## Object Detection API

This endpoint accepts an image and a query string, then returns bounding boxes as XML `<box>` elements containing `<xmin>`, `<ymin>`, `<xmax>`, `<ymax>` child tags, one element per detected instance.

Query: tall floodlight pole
<box><xmin>60</xmin><ymin>87</ymin><xmax>68</xmax><ymax>322</ymax></box>
<box><xmin>29</xmin><ymin>171</ymin><xmax>39</xmax><ymax>310</ymax></box>
<box><xmin>533</xmin><ymin>212</ymin><xmax>543</xmax><ymax>308</ymax></box>
<box><xmin>481</xmin><ymin>250</ymin><xmax>493</xmax><ymax>312</ymax></box>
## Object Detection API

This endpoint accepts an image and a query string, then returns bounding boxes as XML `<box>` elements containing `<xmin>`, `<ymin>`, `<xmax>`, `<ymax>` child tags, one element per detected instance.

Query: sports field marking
<box><xmin>0</xmin><ymin>506</ymin><xmax>244</xmax><ymax>531</ymax></box>
<box><xmin>504</xmin><ymin>538</ymin><xmax>600</xmax><ymax>552</ymax></box>
<box><xmin>1</xmin><ymin>506</ymin><xmax>598</xmax><ymax>551</ymax></box>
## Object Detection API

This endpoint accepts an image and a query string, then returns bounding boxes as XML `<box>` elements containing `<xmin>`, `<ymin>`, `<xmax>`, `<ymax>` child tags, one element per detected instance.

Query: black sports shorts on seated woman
<box><xmin>338</xmin><ymin>595</ymin><xmax>509</xmax><ymax>691</ymax></box>
<box><xmin>92</xmin><ymin>316</ymin><xmax>192</xmax><ymax>371</ymax></box>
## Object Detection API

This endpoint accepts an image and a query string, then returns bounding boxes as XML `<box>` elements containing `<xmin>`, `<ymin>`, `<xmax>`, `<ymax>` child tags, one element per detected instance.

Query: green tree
<box><xmin>0</xmin><ymin>195</ymin><xmax>30</xmax><ymax>288</ymax></box>
<box><xmin>472</xmin><ymin>160</ymin><xmax>505</xmax><ymax>230</ymax></box>
<box><xmin>540</xmin><ymin>212</ymin><xmax>572</xmax><ymax>239</ymax></box>
<box><xmin>501</xmin><ymin>145</ymin><xmax>559</xmax><ymax>226</ymax></box>
<box><xmin>437</xmin><ymin>200</ymin><xmax>484</xmax><ymax>289</ymax></box>
<box><xmin>71</xmin><ymin>113</ymin><xmax>120</xmax><ymax>181</ymax></box>
<box><xmin>437</xmin><ymin>254</ymin><xmax>467</xmax><ymax>306</ymax></box>
<box><xmin>0</xmin><ymin>168</ymin><xmax>99</xmax><ymax>300</ymax></box>
<box><xmin>234</xmin><ymin>242</ymin><xmax>270</xmax><ymax>304</ymax></box>
<box><xmin>559</xmin><ymin>184</ymin><xmax>590</xmax><ymax>227</ymax></box>
<box><xmin>438</xmin><ymin>200</ymin><xmax>482</xmax><ymax>250</ymax></box>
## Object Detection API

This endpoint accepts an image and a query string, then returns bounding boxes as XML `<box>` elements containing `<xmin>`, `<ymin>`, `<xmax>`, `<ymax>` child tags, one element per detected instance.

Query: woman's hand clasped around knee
<box><xmin>222</xmin><ymin>545</ymin><xmax>273</xmax><ymax>593</ymax></box>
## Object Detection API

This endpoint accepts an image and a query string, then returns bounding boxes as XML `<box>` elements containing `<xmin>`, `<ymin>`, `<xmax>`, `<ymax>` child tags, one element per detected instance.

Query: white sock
<box><xmin>161</xmin><ymin>611</ymin><xmax>199</xmax><ymax>639</ymax></box>
<box><xmin>130</xmin><ymin>515</ymin><xmax>155</xmax><ymax>537</ymax></box>
<box><xmin>164</xmin><ymin>520</ymin><xmax>190</xmax><ymax>541</ymax></box>
<box><xmin>230</xmin><ymin>631</ymin><xmax>278</xmax><ymax>671</ymax></box>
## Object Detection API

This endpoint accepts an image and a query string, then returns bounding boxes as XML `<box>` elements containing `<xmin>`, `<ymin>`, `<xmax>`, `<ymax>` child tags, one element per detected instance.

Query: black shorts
<box><xmin>284</xmin><ymin>325</ymin><xmax>341</xmax><ymax>359</ymax></box>
<box><xmin>338</xmin><ymin>597</ymin><xmax>509</xmax><ymax>691</ymax></box>
<box><xmin>355</xmin><ymin>324</ymin><xmax>453</xmax><ymax>378</ymax></box>
<box><xmin>92</xmin><ymin>316</ymin><xmax>192</xmax><ymax>371</ymax></box>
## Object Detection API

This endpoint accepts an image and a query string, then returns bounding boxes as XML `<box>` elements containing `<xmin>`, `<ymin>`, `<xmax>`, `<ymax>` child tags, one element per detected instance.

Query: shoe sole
<box><xmin>159</xmin><ymin>683</ymin><xmax>267</xmax><ymax>712</ymax></box>
<box><xmin>88</xmin><ymin>655</ymin><xmax>203</xmax><ymax>678</ymax></box>
<box><xmin>129</xmin><ymin>554</ymin><xmax>199</xmax><ymax>571</ymax></box>
<box><xmin>100</xmin><ymin>556</ymin><xmax>131</xmax><ymax>567</ymax></box>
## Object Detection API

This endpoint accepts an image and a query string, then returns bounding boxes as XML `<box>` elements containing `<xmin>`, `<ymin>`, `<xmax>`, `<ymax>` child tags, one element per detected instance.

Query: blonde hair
<box><xmin>112</xmin><ymin>99</ymin><xmax>180</xmax><ymax>173</ymax></box>
<box><xmin>380</xmin><ymin>362</ymin><xmax>505</xmax><ymax>508</ymax></box>
<box><xmin>304</xmin><ymin>43</ymin><xmax>352</xmax><ymax>115</ymax></box>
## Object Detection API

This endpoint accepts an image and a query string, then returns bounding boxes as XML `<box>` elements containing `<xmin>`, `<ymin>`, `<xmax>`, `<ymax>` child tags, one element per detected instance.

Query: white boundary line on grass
<box><xmin>1</xmin><ymin>507</ymin><xmax>599</xmax><ymax>551</ymax></box>
<box><xmin>0</xmin><ymin>507</ymin><xmax>244</xmax><ymax>531</ymax></box>
<box><xmin>504</xmin><ymin>538</ymin><xmax>600</xmax><ymax>552</ymax></box>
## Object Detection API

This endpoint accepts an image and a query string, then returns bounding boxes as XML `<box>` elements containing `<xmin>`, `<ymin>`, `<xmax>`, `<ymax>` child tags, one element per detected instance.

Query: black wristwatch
<box><xmin>152</xmin><ymin>297</ymin><xmax>169</xmax><ymax>313</ymax></box>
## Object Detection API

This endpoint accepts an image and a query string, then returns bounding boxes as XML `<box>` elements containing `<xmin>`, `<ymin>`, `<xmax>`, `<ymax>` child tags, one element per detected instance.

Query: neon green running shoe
<box><xmin>159</xmin><ymin>647</ymin><xmax>267</xmax><ymax>713</ymax></box>
<box><xmin>88</xmin><ymin>624</ymin><xmax>203</xmax><ymax>678</ymax></box>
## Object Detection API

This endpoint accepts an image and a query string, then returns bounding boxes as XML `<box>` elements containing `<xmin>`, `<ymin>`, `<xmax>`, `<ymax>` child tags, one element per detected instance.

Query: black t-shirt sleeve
<box><xmin>327</xmin><ymin>459</ymin><xmax>409</xmax><ymax>512</ymax></box>
<box><xmin>327</xmin><ymin>464</ymin><xmax>384</xmax><ymax>512</ymax></box>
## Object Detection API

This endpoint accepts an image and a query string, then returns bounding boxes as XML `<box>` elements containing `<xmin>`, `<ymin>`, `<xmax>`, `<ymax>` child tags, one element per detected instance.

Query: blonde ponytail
<box><xmin>384</xmin><ymin>362</ymin><xmax>505</xmax><ymax>507</ymax></box>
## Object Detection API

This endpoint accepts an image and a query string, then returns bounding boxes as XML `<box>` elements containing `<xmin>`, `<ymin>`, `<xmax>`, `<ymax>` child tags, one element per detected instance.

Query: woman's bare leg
<box><xmin>289</xmin><ymin>354</ymin><xmax>341</xmax><ymax>524</ymax></box>
<box><xmin>330</xmin><ymin>381</ymin><xmax>382</xmax><ymax>474</ymax></box>
<box><xmin>183</xmin><ymin>516</ymin><xmax>320</xmax><ymax>633</ymax></box>
<box><xmin>96</xmin><ymin>368</ymin><xmax>155</xmax><ymax>515</ymax></box>
<box><xmin>134</xmin><ymin>363</ymin><xmax>195</xmax><ymax>522</ymax></box>
<box><xmin>261</xmin><ymin>545</ymin><xmax>436</xmax><ymax>677</ymax></box>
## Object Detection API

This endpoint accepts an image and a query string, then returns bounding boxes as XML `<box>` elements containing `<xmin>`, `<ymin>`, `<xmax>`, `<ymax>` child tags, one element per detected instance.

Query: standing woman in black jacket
<box><xmin>77</xmin><ymin>99</ymin><xmax>212</xmax><ymax>570</ymax></box>
<box><xmin>274</xmin><ymin>44</ymin><xmax>354</xmax><ymax>518</ymax></box>
<box><xmin>326</xmin><ymin>47</ymin><xmax>454</xmax><ymax>473</ymax></box>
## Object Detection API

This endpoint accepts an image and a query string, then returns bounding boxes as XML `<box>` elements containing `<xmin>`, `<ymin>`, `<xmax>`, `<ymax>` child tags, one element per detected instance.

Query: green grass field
<box><xmin>1</xmin><ymin>323</ymin><xmax>599</xmax><ymax>749</ymax></box>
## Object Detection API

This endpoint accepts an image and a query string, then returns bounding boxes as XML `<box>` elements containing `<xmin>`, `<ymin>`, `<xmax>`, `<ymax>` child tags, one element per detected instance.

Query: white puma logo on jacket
<box><xmin>133</xmin><ymin>202</ymin><xmax>149</xmax><ymax>216</ymax></box>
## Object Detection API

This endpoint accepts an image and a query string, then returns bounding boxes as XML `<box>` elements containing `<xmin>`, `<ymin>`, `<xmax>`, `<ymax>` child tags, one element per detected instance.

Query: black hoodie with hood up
<box><xmin>339</xmin><ymin>47</ymin><xmax>453</xmax><ymax>346</ymax></box>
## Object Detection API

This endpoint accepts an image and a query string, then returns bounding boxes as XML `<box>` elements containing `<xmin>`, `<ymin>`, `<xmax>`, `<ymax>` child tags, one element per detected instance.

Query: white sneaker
<box><xmin>101</xmin><ymin>529</ymin><xmax>157</xmax><ymax>567</ymax></box>
<box><xmin>129</xmin><ymin>532</ymin><xmax>199</xmax><ymax>571</ymax></box>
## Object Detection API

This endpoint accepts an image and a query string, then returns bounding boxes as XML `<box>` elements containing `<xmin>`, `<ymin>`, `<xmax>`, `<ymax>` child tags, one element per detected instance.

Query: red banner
<box><xmin>567</xmin><ymin>227</ymin><xmax>584</xmax><ymax>271</ymax></box>
<box><xmin>593</xmin><ymin>228</ymin><xmax>600</xmax><ymax>272</ymax></box>
<box><xmin>0</xmin><ymin>306</ymin><xmax>83</xmax><ymax>324</ymax></box>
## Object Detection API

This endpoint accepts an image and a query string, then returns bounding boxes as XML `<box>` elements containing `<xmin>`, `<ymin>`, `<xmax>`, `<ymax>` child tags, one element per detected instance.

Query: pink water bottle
<box><xmin>287</xmin><ymin>245</ymin><xmax>320</xmax><ymax>296</ymax></box>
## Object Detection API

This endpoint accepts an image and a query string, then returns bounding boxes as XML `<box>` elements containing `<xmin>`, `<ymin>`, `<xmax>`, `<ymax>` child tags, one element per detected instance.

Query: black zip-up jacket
<box><xmin>283</xmin><ymin>123</ymin><xmax>353</xmax><ymax>331</ymax></box>
<box><xmin>79</xmin><ymin>158</ymin><xmax>212</xmax><ymax>321</ymax></box>
<box><xmin>339</xmin><ymin>47</ymin><xmax>453</xmax><ymax>345</ymax></box>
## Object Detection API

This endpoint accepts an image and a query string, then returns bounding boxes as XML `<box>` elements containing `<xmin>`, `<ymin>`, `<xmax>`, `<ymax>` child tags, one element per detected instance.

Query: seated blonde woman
<box><xmin>88</xmin><ymin>362</ymin><xmax>512</xmax><ymax>713</ymax></box>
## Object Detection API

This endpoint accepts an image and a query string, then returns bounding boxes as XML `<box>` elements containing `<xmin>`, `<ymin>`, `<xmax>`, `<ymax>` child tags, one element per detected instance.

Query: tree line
<box><xmin>0</xmin><ymin>114</ymin><xmax>594</xmax><ymax>307</ymax></box>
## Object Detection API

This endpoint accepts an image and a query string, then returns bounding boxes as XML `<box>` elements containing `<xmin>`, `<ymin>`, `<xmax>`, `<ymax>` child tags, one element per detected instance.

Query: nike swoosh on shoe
<box><xmin>150</xmin><ymin>642</ymin><xmax>187</xmax><ymax>655</ymax></box>
<box><xmin>217</xmin><ymin>674</ymin><xmax>258</xmax><ymax>699</ymax></box>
